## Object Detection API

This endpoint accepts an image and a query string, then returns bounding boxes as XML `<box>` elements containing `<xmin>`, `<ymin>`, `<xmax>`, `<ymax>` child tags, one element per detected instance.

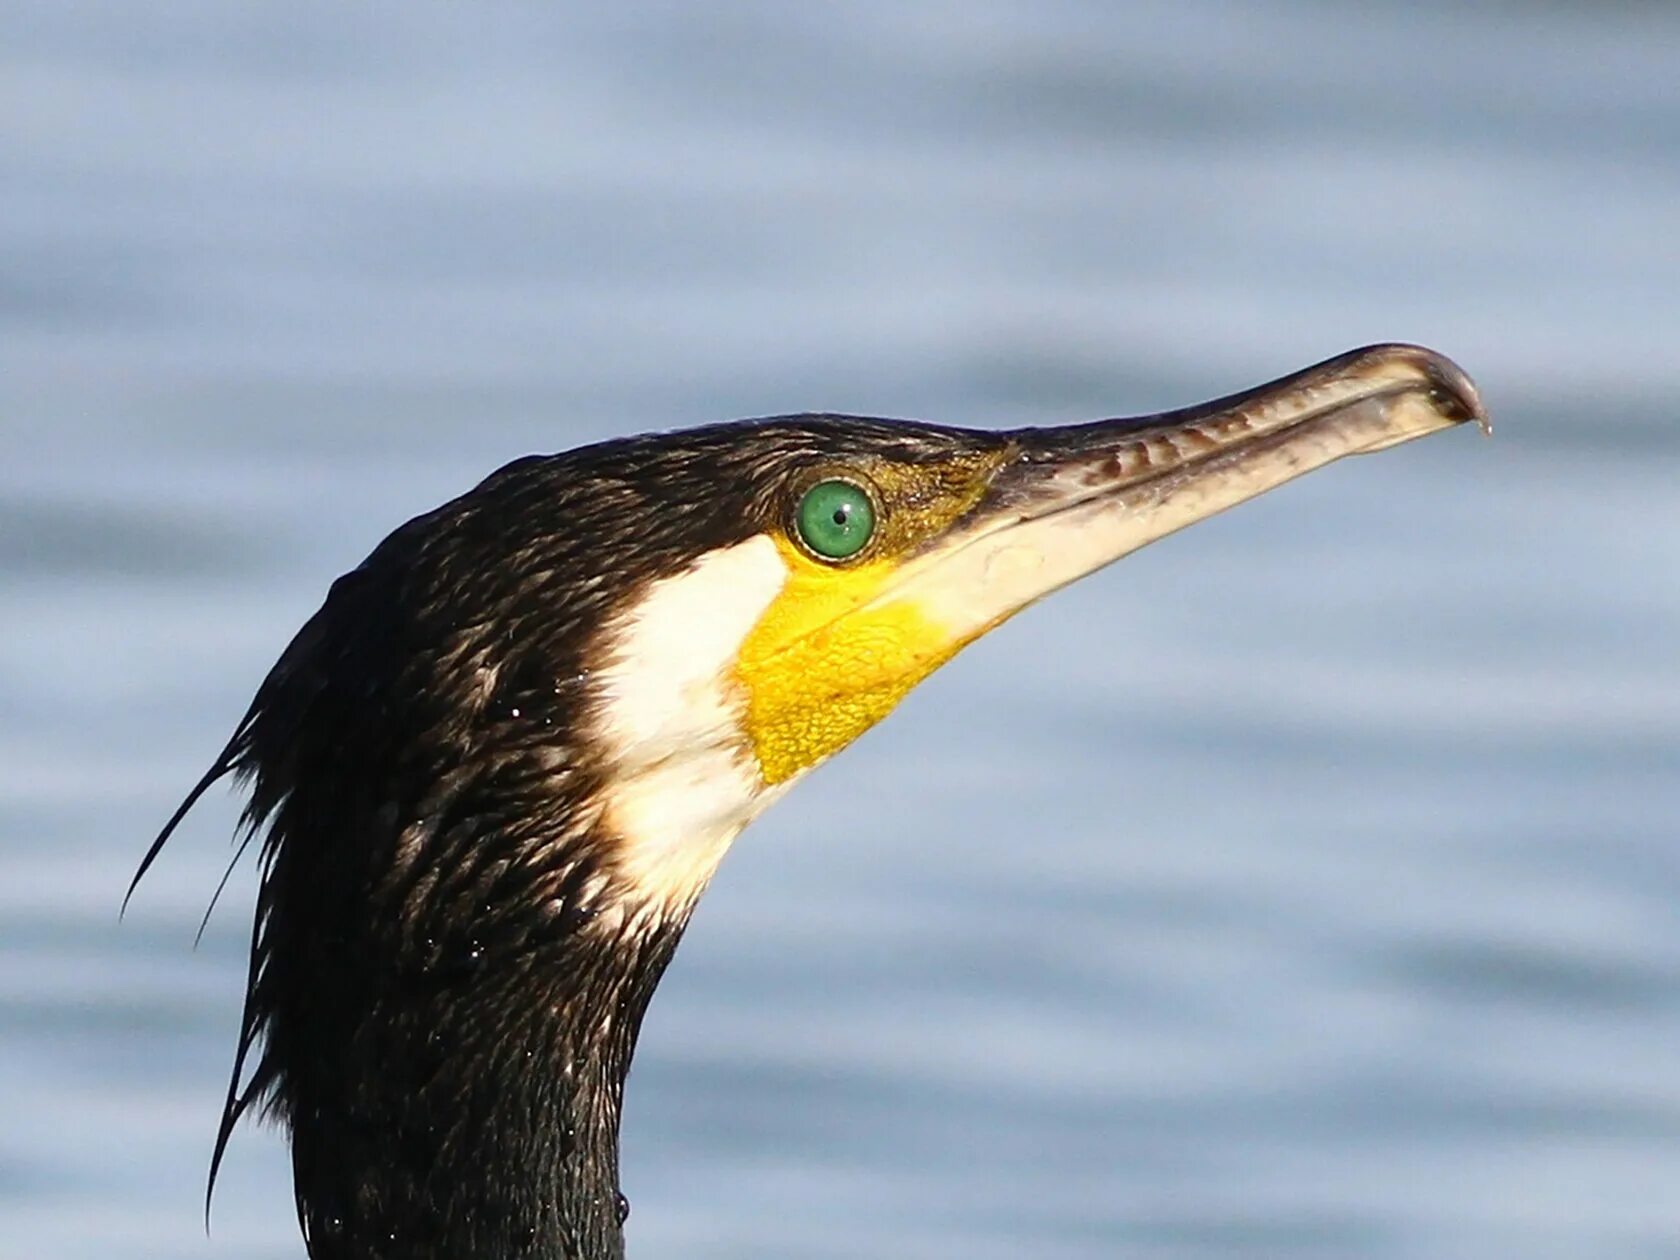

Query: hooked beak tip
<box><xmin>1348</xmin><ymin>343</ymin><xmax>1490</xmax><ymax>436</ymax></box>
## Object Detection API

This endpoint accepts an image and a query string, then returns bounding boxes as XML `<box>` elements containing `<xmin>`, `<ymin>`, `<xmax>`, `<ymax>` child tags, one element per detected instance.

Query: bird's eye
<box><xmin>794</xmin><ymin>479</ymin><xmax>876</xmax><ymax>561</ymax></box>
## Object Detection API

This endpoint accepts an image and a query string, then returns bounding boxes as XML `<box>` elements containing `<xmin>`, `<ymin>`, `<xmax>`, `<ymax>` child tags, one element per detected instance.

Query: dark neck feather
<box><xmin>277</xmin><ymin>891</ymin><xmax>685</xmax><ymax>1260</ymax></box>
<box><xmin>190</xmin><ymin>556</ymin><xmax>689</xmax><ymax>1260</ymax></box>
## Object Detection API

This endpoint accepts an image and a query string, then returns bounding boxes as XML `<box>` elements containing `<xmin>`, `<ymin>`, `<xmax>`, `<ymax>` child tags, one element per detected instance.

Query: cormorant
<box><xmin>132</xmin><ymin>344</ymin><xmax>1485</xmax><ymax>1259</ymax></box>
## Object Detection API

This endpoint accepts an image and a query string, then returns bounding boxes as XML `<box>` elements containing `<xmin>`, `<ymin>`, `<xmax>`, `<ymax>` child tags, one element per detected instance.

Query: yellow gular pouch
<box><xmin>732</xmin><ymin>451</ymin><xmax>1009</xmax><ymax>785</ymax></box>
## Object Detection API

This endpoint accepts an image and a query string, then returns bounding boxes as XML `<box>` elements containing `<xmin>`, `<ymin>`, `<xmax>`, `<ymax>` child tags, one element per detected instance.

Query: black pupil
<box><xmin>831</xmin><ymin>506</ymin><xmax>849</xmax><ymax>526</ymax></box>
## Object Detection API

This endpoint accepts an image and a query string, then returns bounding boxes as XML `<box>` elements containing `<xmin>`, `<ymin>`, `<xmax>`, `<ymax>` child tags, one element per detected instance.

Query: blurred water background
<box><xmin>3</xmin><ymin>3</ymin><xmax>1678</xmax><ymax>1257</ymax></box>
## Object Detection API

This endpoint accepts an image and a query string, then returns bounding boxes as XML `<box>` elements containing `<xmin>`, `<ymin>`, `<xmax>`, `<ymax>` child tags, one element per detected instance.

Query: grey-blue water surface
<box><xmin>4</xmin><ymin>3</ymin><xmax>1678</xmax><ymax>1257</ymax></box>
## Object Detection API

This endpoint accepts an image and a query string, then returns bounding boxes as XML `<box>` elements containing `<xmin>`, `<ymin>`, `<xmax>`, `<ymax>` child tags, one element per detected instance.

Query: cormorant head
<box><xmin>137</xmin><ymin>342</ymin><xmax>1483</xmax><ymax>1259</ymax></box>
<box><xmin>554</xmin><ymin>342</ymin><xmax>1485</xmax><ymax>921</ymax></box>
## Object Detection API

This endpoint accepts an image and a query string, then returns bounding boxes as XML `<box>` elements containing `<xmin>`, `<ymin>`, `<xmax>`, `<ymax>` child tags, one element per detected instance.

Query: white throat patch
<box><xmin>588</xmin><ymin>534</ymin><xmax>793</xmax><ymax>914</ymax></box>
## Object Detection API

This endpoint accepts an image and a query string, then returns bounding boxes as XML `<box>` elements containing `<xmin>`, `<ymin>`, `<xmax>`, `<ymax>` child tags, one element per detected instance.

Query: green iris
<box><xmin>795</xmin><ymin>479</ymin><xmax>876</xmax><ymax>560</ymax></box>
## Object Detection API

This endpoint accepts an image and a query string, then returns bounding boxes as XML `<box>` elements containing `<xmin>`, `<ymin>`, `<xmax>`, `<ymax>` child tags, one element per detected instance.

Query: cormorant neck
<box><xmin>154</xmin><ymin>471</ymin><xmax>776</xmax><ymax>1260</ymax></box>
<box><xmin>283</xmin><ymin>893</ymin><xmax>689</xmax><ymax>1260</ymax></box>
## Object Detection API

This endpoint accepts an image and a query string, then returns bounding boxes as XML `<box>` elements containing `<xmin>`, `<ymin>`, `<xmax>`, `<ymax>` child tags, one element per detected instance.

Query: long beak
<box><xmin>896</xmin><ymin>343</ymin><xmax>1487</xmax><ymax>640</ymax></box>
